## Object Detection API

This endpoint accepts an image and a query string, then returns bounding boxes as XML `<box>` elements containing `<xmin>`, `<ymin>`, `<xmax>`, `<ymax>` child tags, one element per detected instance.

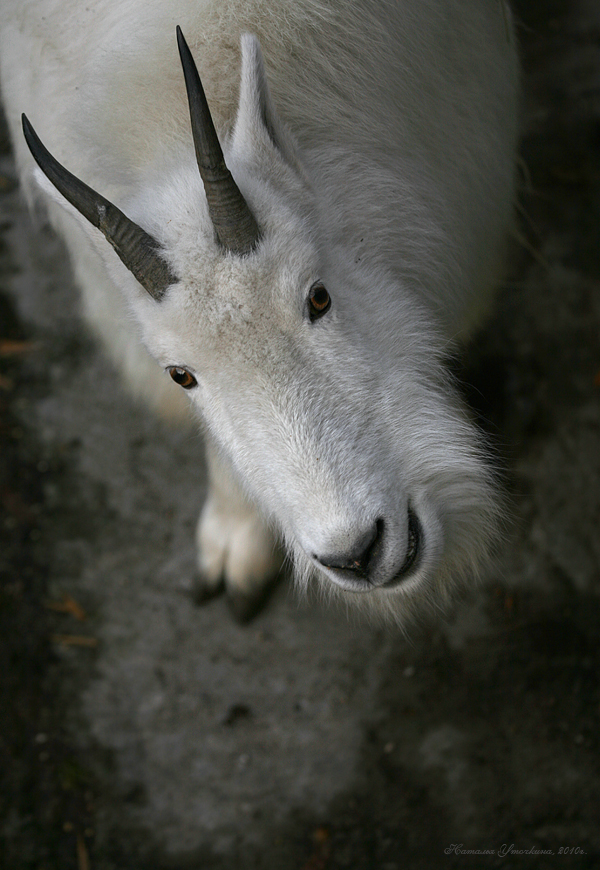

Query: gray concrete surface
<box><xmin>1</xmin><ymin>1</ymin><xmax>599</xmax><ymax>868</ymax></box>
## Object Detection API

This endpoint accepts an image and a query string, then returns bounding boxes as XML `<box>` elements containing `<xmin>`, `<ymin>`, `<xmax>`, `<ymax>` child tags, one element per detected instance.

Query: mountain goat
<box><xmin>0</xmin><ymin>0</ymin><xmax>519</xmax><ymax>622</ymax></box>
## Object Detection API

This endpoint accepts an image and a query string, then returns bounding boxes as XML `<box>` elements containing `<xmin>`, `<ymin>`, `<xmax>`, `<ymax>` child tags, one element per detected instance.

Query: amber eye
<box><xmin>168</xmin><ymin>366</ymin><xmax>197</xmax><ymax>389</ymax></box>
<box><xmin>307</xmin><ymin>281</ymin><xmax>331</xmax><ymax>321</ymax></box>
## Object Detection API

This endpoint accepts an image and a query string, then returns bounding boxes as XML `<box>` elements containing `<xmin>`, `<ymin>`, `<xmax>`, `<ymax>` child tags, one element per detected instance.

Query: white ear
<box><xmin>231</xmin><ymin>34</ymin><xmax>301</xmax><ymax>171</ymax></box>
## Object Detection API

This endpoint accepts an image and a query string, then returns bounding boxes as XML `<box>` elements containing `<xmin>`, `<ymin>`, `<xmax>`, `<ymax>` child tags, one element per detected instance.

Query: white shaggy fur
<box><xmin>0</xmin><ymin>0</ymin><xmax>519</xmax><ymax>621</ymax></box>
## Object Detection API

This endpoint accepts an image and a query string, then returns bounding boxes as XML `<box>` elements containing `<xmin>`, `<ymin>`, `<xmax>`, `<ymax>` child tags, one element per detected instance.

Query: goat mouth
<box><xmin>383</xmin><ymin>508</ymin><xmax>421</xmax><ymax>587</ymax></box>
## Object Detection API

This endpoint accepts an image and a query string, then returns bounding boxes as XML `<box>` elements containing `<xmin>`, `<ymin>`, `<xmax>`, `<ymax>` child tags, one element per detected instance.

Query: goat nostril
<box><xmin>317</xmin><ymin>518</ymin><xmax>384</xmax><ymax>576</ymax></box>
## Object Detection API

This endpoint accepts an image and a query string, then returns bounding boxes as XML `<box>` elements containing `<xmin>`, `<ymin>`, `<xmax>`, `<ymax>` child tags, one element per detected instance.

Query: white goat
<box><xmin>0</xmin><ymin>0</ymin><xmax>519</xmax><ymax>622</ymax></box>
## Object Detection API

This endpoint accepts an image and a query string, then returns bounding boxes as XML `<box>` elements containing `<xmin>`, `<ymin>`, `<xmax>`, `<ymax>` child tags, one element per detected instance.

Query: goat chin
<box><xmin>0</xmin><ymin>0</ymin><xmax>519</xmax><ymax>622</ymax></box>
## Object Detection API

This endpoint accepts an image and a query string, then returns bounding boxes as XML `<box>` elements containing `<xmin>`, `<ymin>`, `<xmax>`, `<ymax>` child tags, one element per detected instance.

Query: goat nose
<box><xmin>315</xmin><ymin>519</ymin><xmax>383</xmax><ymax>577</ymax></box>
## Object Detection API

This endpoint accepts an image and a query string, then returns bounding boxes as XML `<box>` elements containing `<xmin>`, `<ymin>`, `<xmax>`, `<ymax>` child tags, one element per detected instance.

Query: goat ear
<box><xmin>232</xmin><ymin>34</ymin><xmax>301</xmax><ymax>172</ymax></box>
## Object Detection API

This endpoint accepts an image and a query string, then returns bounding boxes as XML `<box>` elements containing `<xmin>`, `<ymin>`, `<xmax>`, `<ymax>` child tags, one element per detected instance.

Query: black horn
<box><xmin>22</xmin><ymin>114</ymin><xmax>177</xmax><ymax>301</ymax></box>
<box><xmin>176</xmin><ymin>26</ymin><xmax>260</xmax><ymax>255</ymax></box>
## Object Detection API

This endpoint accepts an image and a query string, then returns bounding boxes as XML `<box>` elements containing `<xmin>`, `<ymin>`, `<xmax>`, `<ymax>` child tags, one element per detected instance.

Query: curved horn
<box><xmin>22</xmin><ymin>114</ymin><xmax>177</xmax><ymax>301</ymax></box>
<box><xmin>176</xmin><ymin>26</ymin><xmax>260</xmax><ymax>255</ymax></box>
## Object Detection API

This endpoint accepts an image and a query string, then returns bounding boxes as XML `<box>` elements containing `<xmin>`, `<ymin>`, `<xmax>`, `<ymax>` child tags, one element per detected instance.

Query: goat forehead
<box><xmin>150</xmin><ymin>275</ymin><xmax>296</xmax><ymax>364</ymax></box>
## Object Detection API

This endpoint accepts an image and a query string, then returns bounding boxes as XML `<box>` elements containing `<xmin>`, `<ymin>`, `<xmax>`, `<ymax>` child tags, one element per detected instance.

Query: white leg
<box><xmin>195</xmin><ymin>439</ymin><xmax>284</xmax><ymax>622</ymax></box>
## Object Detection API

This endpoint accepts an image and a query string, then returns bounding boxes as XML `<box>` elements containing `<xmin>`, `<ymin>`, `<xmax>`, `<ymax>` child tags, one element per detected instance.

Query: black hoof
<box><xmin>191</xmin><ymin>573</ymin><xmax>225</xmax><ymax>606</ymax></box>
<box><xmin>226</xmin><ymin>576</ymin><xmax>281</xmax><ymax>624</ymax></box>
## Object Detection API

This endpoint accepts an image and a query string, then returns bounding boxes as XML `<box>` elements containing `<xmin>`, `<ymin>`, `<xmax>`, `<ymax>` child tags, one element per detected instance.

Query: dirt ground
<box><xmin>1</xmin><ymin>1</ymin><xmax>599</xmax><ymax>868</ymax></box>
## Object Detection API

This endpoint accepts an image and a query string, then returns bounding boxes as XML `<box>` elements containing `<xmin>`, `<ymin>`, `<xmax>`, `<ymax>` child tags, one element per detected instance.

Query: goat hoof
<box><xmin>226</xmin><ymin>578</ymin><xmax>280</xmax><ymax>624</ymax></box>
<box><xmin>191</xmin><ymin>573</ymin><xmax>225</xmax><ymax>606</ymax></box>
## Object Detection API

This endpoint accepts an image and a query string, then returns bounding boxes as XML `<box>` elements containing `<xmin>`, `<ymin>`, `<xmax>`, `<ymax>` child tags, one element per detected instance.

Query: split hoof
<box><xmin>226</xmin><ymin>577</ymin><xmax>281</xmax><ymax>624</ymax></box>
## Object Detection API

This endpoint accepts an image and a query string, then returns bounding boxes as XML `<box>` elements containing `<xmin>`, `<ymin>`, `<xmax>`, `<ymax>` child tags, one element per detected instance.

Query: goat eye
<box><xmin>308</xmin><ymin>281</ymin><xmax>331</xmax><ymax>321</ymax></box>
<box><xmin>168</xmin><ymin>366</ymin><xmax>197</xmax><ymax>389</ymax></box>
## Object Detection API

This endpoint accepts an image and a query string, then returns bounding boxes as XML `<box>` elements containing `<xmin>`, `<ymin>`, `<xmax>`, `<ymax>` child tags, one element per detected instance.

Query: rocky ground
<box><xmin>1</xmin><ymin>1</ymin><xmax>599</xmax><ymax>868</ymax></box>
